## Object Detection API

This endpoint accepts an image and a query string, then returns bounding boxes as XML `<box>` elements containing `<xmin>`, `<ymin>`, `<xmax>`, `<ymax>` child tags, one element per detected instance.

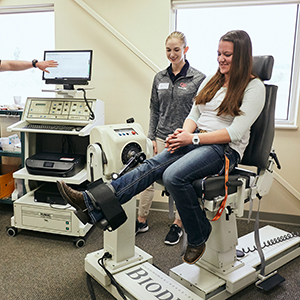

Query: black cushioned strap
<box><xmin>87</xmin><ymin>178</ymin><xmax>127</xmax><ymax>231</ymax></box>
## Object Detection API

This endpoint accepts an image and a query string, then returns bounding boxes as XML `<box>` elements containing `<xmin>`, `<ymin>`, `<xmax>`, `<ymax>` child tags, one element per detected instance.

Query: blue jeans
<box><xmin>84</xmin><ymin>143</ymin><xmax>239</xmax><ymax>246</ymax></box>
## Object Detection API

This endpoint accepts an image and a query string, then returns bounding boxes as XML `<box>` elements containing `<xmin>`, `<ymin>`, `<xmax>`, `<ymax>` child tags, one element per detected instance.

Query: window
<box><xmin>173</xmin><ymin>1</ymin><xmax>300</xmax><ymax>127</ymax></box>
<box><xmin>0</xmin><ymin>6</ymin><xmax>55</xmax><ymax>106</ymax></box>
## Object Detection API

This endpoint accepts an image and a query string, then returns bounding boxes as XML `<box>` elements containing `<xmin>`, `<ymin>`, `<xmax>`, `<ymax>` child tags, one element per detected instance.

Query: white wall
<box><xmin>1</xmin><ymin>0</ymin><xmax>300</xmax><ymax>217</ymax></box>
<box><xmin>55</xmin><ymin>0</ymin><xmax>170</xmax><ymax>130</ymax></box>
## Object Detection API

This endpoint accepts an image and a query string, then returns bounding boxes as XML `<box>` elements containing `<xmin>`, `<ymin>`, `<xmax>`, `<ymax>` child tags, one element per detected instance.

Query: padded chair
<box><xmin>191</xmin><ymin>55</ymin><xmax>280</xmax><ymax>271</ymax></box>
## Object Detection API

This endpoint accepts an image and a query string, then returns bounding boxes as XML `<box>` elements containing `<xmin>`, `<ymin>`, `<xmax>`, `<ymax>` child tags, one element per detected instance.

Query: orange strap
<box><xmin>211</xmin><ymin>154</ymin><xmax>230</xmax><ymax>221</ymax></box>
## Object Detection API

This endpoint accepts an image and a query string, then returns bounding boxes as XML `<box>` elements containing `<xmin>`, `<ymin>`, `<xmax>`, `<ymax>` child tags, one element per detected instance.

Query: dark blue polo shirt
<box><xmin>167</xmin><ymin>60</ymin><xmax>190</xmax><ymax>83</ymax></box>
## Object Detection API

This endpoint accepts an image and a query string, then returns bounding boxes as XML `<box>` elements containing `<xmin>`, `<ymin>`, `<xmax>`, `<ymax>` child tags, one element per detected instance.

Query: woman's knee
<box><xmin>162</xmin><ymin>167</ymin><xmax>179</xmax><ymax>190</ymax></box>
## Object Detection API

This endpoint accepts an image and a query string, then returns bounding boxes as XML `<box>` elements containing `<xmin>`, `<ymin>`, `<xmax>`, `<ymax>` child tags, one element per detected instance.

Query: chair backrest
<box><xmin>240</xmin><ymin>55</ymin><xmax>278</xmax><ymax>170</ymax></box>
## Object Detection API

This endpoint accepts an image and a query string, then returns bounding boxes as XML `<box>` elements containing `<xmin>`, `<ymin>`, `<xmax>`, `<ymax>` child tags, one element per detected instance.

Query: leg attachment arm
<box><xmin>87</xmin><ymin>179</ymin><xmax>127</xmax><ymax>231</ymax></box>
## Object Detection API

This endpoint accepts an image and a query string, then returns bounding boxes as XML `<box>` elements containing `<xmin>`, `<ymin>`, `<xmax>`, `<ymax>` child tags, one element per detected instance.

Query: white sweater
<box><xmin>186</xmin><ymin>76</ymin><xmax>266</xmax><ymax>158</ymax></box>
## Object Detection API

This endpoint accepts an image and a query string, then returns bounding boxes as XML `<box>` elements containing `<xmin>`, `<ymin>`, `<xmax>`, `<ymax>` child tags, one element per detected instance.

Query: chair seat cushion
<box><xmin>192</xmin><ymin>168</ymin><xmax>255</xmax><ymax>200</ymax></box>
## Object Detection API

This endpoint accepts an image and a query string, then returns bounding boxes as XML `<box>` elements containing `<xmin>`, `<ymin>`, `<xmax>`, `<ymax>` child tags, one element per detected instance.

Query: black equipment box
<box><xmin>34</xmin><ymin>182</ymin><xmax>88</xmax><ymax>205</ymax></box>
<box><xmin>25</xmin><ymin>152</ymin><xmax>85</xmax><ymax>177</ymax></box>
<box><xmin>34</xmin><ymin>182</ymin><xmax>67</xmax><ymax>205</ymax></box>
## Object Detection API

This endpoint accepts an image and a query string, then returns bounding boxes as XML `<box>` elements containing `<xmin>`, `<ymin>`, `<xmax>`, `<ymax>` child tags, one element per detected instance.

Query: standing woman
<box><xmin>136</xmin><ymin>31</ymin><xmax>206</xmax><ymax>246</ymax></box>
<box><xmin>57</xmin><ymin>30</ymin><xmax>265</xmax><ymax>264</ymax></box>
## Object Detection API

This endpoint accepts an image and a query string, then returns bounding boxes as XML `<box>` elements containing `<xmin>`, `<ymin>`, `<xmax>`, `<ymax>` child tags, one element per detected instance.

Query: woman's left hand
<box><xmin>165</xmin><ymin>128</ymin><xmax>193</xmax><ymax>153</ymax></box>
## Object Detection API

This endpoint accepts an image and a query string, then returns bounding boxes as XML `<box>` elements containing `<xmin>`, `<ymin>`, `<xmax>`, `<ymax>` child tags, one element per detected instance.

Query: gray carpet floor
<box><xmin>1</xmin><ymin>202</ymin><xmax>300</xmax><ymax>300</ymax></box>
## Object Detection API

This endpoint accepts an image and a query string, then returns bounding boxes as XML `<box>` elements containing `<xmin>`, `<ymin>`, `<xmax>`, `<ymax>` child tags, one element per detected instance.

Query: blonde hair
<box><xmin>165</xmin><ymin>31</ymin><xmax>187</xmax><ymax>48</ymax></box>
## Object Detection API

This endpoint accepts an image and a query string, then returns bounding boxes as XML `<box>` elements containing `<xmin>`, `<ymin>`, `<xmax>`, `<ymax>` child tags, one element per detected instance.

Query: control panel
<box><xmin>7</xmin><ymin>97</ymin><xmax>105</xmax><ymax>136</ymax></box>
<box><xmin>27</xmin><ymin>99</ymin><xmax>93</xmax><ymax>121</ymax></box>
<box><xmin>114</xmin><ymin>128</ymin><xmax>139</xmax><ymax>137</ymax></box>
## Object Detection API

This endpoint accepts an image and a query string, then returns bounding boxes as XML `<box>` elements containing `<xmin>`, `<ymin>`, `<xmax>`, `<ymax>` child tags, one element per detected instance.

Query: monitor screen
<box><xmin>42</xmin><ymin>50</ymin><xmax>93</xmax><ymax>89</ymax></box>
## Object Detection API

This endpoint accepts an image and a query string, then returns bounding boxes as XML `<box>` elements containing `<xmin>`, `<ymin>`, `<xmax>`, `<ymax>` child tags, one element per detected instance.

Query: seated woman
<box><xmin>57</xmin><ymin>30</ymin><xmax>265</xmax><ymax>265</ymax></box>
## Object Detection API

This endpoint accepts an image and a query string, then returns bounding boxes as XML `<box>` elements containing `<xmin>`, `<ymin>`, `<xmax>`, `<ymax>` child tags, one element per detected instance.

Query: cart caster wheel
<box><xmin>74</xmin><ymin>238</ymin><xmax>86</xmax><ymax>248</ymax></box>
<box><xmin>6</xmin><ymin>227</ymin><xmax>18</xmax><ymax>237</ymax></box>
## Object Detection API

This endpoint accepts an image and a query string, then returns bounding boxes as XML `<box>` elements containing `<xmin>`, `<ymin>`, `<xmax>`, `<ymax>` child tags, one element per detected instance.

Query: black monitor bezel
<box><xmin>42</xmin><ymin>50</ymin><xmax>93</xmax><ymax>88</ymax></box>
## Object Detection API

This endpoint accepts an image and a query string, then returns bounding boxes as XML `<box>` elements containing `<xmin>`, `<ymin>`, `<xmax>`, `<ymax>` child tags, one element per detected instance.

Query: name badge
<box><xmin>158</xmin><ymin>83</ymin><xmax>169</xmax><ymax>89</ymax></box>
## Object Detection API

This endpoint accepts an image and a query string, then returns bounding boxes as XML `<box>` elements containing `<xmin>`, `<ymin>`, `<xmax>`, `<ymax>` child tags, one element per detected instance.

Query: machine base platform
<box><xmin>84</xmin><ymin>225</ymin><xmax>300</xmax><ymax>300</ymax></box>
<box><xmin>85</xmin><ymin>247</ymin><xmax>204</xmax><ymax>300</ymax></box>
<box><xmin>169</xmin><ymin>225</ymin><xmax>300</xmax><ymax>299</ymax></box>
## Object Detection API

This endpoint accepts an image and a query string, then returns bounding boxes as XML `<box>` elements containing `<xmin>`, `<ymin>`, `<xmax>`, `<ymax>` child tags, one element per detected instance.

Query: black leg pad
<box><xmin>87</xmin><ymin>179</ymin><xmax>127</xmax><ymax>231</ymax></box>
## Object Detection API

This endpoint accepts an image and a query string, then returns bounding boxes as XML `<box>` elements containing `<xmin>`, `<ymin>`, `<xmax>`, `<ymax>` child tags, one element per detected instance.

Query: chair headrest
<box><xmin>252</xmin><ymin>55</ymin><xmax>274</xmax><ymax>81</ymax></box>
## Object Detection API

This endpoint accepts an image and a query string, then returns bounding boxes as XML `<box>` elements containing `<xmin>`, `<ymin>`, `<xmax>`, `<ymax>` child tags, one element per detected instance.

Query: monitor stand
<box><xmin>56</xmin><ymin>88</ymin><xmax>77</xmax><ymax>98</ymax></box>
<box><xmin>41</xmin><ymin>88</ymin><xmax>77</xmax><ymax>98</ymax></box>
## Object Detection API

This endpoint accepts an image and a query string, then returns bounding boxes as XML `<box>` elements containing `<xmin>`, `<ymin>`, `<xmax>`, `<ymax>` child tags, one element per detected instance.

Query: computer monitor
<box><xmin>42</xmin><ymin>50</ymin><xmax>93</xmax><ymax>90</ymax></box>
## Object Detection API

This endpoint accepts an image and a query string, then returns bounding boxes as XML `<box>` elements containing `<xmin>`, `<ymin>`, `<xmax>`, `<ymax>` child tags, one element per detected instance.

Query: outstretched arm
<box><xmin>0</xmin><ymin>60</ymin><xmax>58</xmax><ymax>73</ymax></box>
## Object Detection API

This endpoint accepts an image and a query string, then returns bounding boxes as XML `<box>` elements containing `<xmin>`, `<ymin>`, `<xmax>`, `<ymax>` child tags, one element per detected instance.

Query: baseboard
<box><xmin>240</xmin><ymin>210</ymin><xmax>300</xmax><ymax>226</ymax></box>
<box><xmin>140</xmin><ymin>200</ymin><xmax>300</xmax><ymax>227</ymax></box>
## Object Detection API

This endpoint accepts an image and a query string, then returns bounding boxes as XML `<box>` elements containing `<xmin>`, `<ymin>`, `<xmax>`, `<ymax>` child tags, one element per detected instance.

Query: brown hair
<box><xmin>195</xmin><ymin>30</ymin><xmax>254</xmax><ymax>116</ymax></box>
